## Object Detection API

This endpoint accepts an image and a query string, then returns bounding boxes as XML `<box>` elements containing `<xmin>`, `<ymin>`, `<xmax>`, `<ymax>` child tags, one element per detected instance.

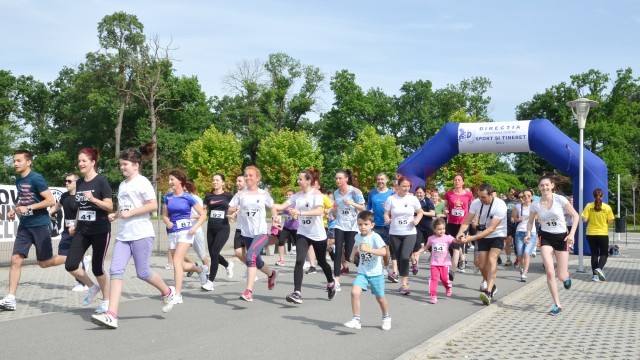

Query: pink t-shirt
<box><xmin>444</xmin><ymin>190</ymin><xmax>473</xmax><ymax>225</ymax></box>
<box><xmin>426</xmin><ymin>234</ymin><xmax>455</xmax><ymax>266</ymax></box>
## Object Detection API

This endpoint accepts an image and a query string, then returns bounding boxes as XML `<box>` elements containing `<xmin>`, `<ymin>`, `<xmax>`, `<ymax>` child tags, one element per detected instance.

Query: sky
<box><xmin>2</xmin><ymin>0</ymin><xmax>639</xmax><ymax>122</ymax></box>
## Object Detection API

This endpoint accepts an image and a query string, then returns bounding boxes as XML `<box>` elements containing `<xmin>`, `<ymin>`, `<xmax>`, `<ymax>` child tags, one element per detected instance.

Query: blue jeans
<box><xmin>514</xmin><ymin>231</ymin><xmax>536</xmax><ymax>257</ymax></box>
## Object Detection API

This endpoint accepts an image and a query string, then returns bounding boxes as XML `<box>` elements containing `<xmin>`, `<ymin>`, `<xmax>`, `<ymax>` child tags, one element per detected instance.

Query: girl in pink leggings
<box><xmin>417</xmin><ymin>219</ymin><xmax>454</xmax><ymax>304</ymax></box>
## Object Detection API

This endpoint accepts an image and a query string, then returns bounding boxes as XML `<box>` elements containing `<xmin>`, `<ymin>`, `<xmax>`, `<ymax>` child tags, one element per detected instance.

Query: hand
<box><xmin>524</xmin><ymin>235</ymin><xmax>530</xmax><ymax>244</ymax></box>
<box><xmin>121</xmin><ymin>210</ymin><xmax>133</xmax><ymax>219</ymax></box>
<box><xmin>564</xmin><ymin>235</ymin><xmax>574</xmax><ymax>244</ymax></box>
<box><xmin>188</xmin><ymin>228</ymin><xmax>196</xmax><ymax>235</ymax></box>
<box><xmin>83</xmin><ymin>191</ymin><xmax>94</xmax><ymax>202</ymax></box>
<box><xmin>343</xmin><ymin>199</ymin><xmax>351</xmax><ymax>206</ymax></box>
<box><xmin>16</xmin><ymin>206</ymin><xmax>28</xmax><ymax>215</ymax></box>
<box><xmin>359</xmin><ymin>243</ymin><xmax>371</xmax><ymax>253</ymax></box>
<box><xmin>8</xmin><ymin>209</ymin><xmax>16</xmax><ymax>221</ymax></box>
<box><xmin>456</xmin><ymin>234</ymin><xmax>466</xmax><ymax>243</ymax></box>
<box><xmin>166</xmin><ymin>223</ymin><xmax>174</xmax><ymax>230</ymax></box>
<box><xmin>69</xmin><ymin>226</ymin><xmax>76</xmax><ymax>236</ymax></box>
<box><xmin>413</xmin><ymin>220</ymin><xmax>419</xmax><ymax>226</ymax></box>
<box><xmin>384</xmin><ymin>218</ymin><xmax>391</xmax><ymax>225</ymax></box>
<box><xmin>108</xmin><ymin>213</ymin><xmax>116</xmax><ymax>222</ymax></box>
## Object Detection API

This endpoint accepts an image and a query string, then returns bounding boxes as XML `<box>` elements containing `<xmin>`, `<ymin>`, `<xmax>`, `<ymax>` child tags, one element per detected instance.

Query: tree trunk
<box><xmin>115</xmin><ymin>101</ymin><xmax>125</xmax><ymax>157</ymax></box>
<box><xmin>150</xmin><ymin>101</ymin><xmax>158</xmax><ymax>192</ymax></box>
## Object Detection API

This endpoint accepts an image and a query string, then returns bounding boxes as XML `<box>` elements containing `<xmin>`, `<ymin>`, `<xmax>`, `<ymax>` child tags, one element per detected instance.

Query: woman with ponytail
<box><xmin>581</xmin><ymin>188</ymin><xmax>615</xmax><ymax>282</ymax></box>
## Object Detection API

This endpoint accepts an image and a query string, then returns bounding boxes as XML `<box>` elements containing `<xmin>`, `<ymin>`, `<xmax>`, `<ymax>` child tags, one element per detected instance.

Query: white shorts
<box><xmin>192</xmin><ymin>230</ymin><xmax>207</xmax><ymax>259</ymax></box>
<box><xmin>168</xmin><ymin>231</ymin><xmax>194</xmax><ymax>250</ymax></box>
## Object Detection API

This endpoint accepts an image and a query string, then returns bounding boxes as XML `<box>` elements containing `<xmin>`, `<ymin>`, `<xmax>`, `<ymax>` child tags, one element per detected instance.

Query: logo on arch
<box><xmin>458</xmin><ymin>128</ymin><xmax>474</xmax><ymax>144</ymax></box>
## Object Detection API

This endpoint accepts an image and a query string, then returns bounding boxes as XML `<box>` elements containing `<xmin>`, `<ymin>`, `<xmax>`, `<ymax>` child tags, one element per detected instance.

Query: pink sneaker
<box><xmin>268</xmin><ymin>270</ymin><xmax>278</xmax><ymax>290</ymax></box>
<box><xmin>446</xmin><ymin>287</ymin><xmax>452</xmax><ymax>297</ymax></box>
<box><xmin>430</xmin><ymin>295</ymin><xmax>438</xmax><ymax>304</ymax></box>
<box><xmin>240</xmin><ymin>289</ymin><xmax>253</xmax><ymax>302</ymax></box>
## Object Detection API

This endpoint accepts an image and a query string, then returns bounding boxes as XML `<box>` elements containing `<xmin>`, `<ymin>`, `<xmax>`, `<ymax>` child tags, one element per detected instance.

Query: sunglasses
<box><xmin>65</xmin><ymin>179</ymin><xmax>75</xmax><ymax>184</ymax></box>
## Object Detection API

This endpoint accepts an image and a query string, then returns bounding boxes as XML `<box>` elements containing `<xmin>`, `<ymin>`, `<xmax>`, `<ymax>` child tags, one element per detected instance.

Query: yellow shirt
<box><xmin>582</xmin><ymin>202</ymin><xmax>615</xmax><ymax>236</ymax></box>
<box><xmin>322</xmin><ymin>194</ymin><xmax>333</xmax><ymax>228</ymax></box>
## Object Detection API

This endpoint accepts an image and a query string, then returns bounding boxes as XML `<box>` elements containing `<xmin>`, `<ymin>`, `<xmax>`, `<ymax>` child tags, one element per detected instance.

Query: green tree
<box><xmin>256</xmin><ymin>129</ymin><xmax>323</xmax><ymax>203</ymax></box>
<box><xmin>183</xmin><ymin>125</ymin><xmax>242</xmax><ymax>195</ymax></box>
<box><xmin>0</xmin><ymin>70</ymin><xmax>22</xmax><ymax>182</ymax></box>
<box><xmin>342</xmin><ymin>126</ymin><xmax>403</xmax><ymax>192</ymax></box>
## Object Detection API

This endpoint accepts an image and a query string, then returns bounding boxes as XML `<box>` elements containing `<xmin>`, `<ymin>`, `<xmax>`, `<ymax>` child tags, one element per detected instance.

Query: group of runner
<box><xmin>0</xmin><ymin>146</ymin><xmax>616</xmax><ymax>328</ymax></box>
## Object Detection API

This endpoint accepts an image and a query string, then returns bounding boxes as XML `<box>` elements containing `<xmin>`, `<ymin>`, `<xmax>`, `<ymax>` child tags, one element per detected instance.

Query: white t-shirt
<box><xmin>469</xmin><ymin>197</ymin><xmax>508</xmax><ymax>238</ymax></box>
<box><xmin>384</xmin><ymin>193</ymin><xmax>422</xmax><ymax>235</ymax></box>
<box><xmin>286</xmin><ymin>189</ymin><xmax>326</xmax><ymax>241</ymax></box>
<box><xmin>234</xmin><ymin>188</ymin><xmax>248</xmax><ymax>232</ymax></box>
<box><xmin>515</xmin><ymin>204</ymin><xmax>536</xmax><ymax>234</ymax></box>
<box><xmin>116</xmin><ymin>175</ymin><xmax>156</xmax><ymax>241</ymax></box>
<box><xmin>230</xmin><ymin>189</ymin><xmax>274</xmax><ymax>237</ymax></box>
<box><xmin>530</xmin><ymin>194</ymin><xmax>568</xmax><ymax>234</ymax></box>
<box><xmin>354</xmin><ymin>231</ymin><xmax>386</xmax><ymax>276</ymax></box>
<box><xmin>190</xmin><ymin>193</ymin><xmax>204</xmax><ymax>234</ymax></box>
<box><xmin>333</xmin><ymin>186</ymin><xmax>365</xmax><ymax>232</ymax></box>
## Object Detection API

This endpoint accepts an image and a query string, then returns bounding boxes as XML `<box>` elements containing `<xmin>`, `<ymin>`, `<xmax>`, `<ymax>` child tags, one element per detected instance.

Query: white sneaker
<box><xmin>480</xmin><ymin>280</ymin><xmax>488</xmax><ymax>292</ymax></box>
<box><xmin>171</xmin><ymin>294</ymin><xmax>183</xmax><ymax>305</ymax></box>
<box><xmin>95</xmin><ymin>300</ymin><xmax>109</xmax><ymax>314</ymax></box>
<box><xmin>382</xmin><ymin>316</ymin><xmax>392</xmax><ymax>331</ymax></box>
<box><xmin>71</xmin><ymin>281</ymin><xmax>89</xmax><ymax>292</ymax></box>
<box><xmin>82</xmin><ymin>255</ymin><xmax>92</xmax><ymax>272</ymax></box>
<box><xmin>344</xmin><ymin>317</ymin><xmax>361</xmax><ymax>329</ymax></box>
<box><xmin>335</xmin><ymin>282</ymin><xmax>341</xmax><ymax>292</ymax></box>
<box><xmin>303</xmin><ymin>261</ymin><xmax>311</xmax><ymax>270</ymax></box>
<box><xmin>82</xmin><ymin>285</ymin><xmax>101</xmax><ymax>306</ymax></box>
<box><xmin>162</xmin><ymin>286</ymin><xmax>176</xmax><ymax>313</ymax></box>
<box><xmin>165</xmin><ymin>263</ymin><xmax>173</xmax><ymax>270</ymax></box>
<box><xmin>226</xmin><ymin>262</ymin><xmax>234</xmax><ymax>279</ymax></box>
<box><xmin>202</xmin><ymin>280</ymin><xmax>215</xmax><ymax>291</ymax></box>
<box><xmin>0</xmin><ymin>295</ymin><xmax>17</xmax><ymax>311</ymax></box>
<box><xmin>198</xmin><ymin>265</ymin><xmax>209</xmax><ymax>286</ymax></box>
<box><xmin>91</xmin><ymin>312</ymin><xmax>117</xmax><ymax>329</ymax></box>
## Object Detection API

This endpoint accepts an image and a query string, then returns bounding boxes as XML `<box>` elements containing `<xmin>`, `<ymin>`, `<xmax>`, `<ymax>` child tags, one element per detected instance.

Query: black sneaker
<box><xmin>187</xmin><ymin>262</ymin><xmax>199</xmax><ymax>278</ymax></box>
<box><xmin>327</xmin><ymin>282</ymin><xmax>337</xmax><ymax>300</ymax></box>
<box><xmin>497</xmin><ymin>257</ymin><xmax>503</xmax><ymax>265</ymax></box>
<box><xmin>286</xmin><ymin>292</ymin><xmax>303</xmax><ymax>304</ymax></box>
<box><xmin>490</xmin><ymin>284</ymin><xmax>497</xmax><ymax>298</ymax></box>
<box><xmin>306</xmin><ymin>266</ymin><xmax>317</xmax><ymax>275</ymax></box>
<box><xmin>448</xmin><ymin>269</ymin><xmax>455</xmax><ymax>282</ymax></box>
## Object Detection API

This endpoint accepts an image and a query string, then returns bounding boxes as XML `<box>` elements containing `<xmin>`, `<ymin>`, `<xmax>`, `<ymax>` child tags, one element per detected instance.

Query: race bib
<box><xmin>244</xmin><ymin>208</ymin><xmax>260</xmax><ymax>218</ymax></box>
<box><xmin>299</xmin><ymin>216</ymin><xmax>312</xmax><ymax>226</ymax></box>
<box><xmin>78</xmin><ymin>210</ymin><xmax>96</xmax><ymax>221</ymax></box>
<box><xmin>120</xmin><ymin>205</ymin><xmax>132</xmax><ymax>212</ymax></box>
<box><xmin>451</xmin><ymin>209</ymin><xmax>465</xmax><ymax>217</ymax></box>
<box><xmin>395</xmin><ymin>216</ymin><xmax>411</xmax><ymax>226</ymax></box>
<box><xmin>432</xmin><ymin>243</ymin><xmax>446</xmax><ymax>252</ymax></box>
<box><xmin>339</xmin><ymin>207</ymin><xmax>352</xmax><ymax>216</ymax></box>
<box><xmin>65</xmin><ymin>220</ymin><xmax>76</xmax><ymax>228</ymax></box>
<box><xmin>176</xmin><ymin>219</ymin><xmax>192</xmax><ymax>229</ymax></box>
<box><xmin>544</xmin><ymin>218</ymin><xmax>559</xmax><ymax>227</ymax></box>
<box><xmin>210</xmin><ymin>210</ymin><xmax>225</xmax><ymax>219</ymax></box>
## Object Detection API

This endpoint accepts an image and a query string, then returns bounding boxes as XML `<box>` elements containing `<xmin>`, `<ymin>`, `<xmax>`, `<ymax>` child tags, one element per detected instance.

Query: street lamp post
<box><xmin>567</xmin><ymin>97</ymin><xmax>598</xmax><ymax>273</ymax></box>
<box><xmin>633</xmin><ymin>180</ymin><xmax>637</xmax><ymax>231</ymax></box>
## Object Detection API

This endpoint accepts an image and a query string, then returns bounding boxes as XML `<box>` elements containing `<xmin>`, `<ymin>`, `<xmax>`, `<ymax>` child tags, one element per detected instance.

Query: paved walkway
<box><xmin>401</xmin><ymin>234</ymin><xmax>640</xmax><ymax>360</ymax></box>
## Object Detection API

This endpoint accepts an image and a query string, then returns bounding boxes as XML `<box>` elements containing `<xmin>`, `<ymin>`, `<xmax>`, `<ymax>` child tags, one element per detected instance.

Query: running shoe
<box><xmin>448</xmin><ymin>269</ymin><xmax>455</xmax><ymax>282</ymax></box>
<box><xmin>162</xmin><ymin>286</ymin><xmax>176</xmax><ymax>313</ymax></box>
<box><xmin>240</xmin><ymin>290</ymin><xmax>253</xmax><ymax>302</ymax></box>
<box><xmin>467</xmin><ymin>244</ymin><xmax>474</xmax><ymax>250</ymax></box>
<box><xmin>187</xmin><ymin>262</ymin><xmax>198</xmax><ymax>278</ymax></box>
<box><xmin>306</xmin><ymin>266</ymin><xmax>317</xmax><ymax>274</ymax></box>
<box><xmin>505</xmin><ymin>259</ymin><xmax>513</xmax><ymax>267</ymax></box>
<box><xmin>497</xmin><ymin>256</ymin><xmax>503</xmax><ymax>265</ymax></box>
<box><xmin>388</xmin><ymin>272</ymin><xmax>399</xmax><ymax>283</ymax></box>
<box><xmin>430</xmin><ymin>295</ymin><xmax>438</xmax><ymax>304</ymax></box>
<box><xmin>340</xmin><ymin>266</ymin><xmax>350</xmax><ymax>275</ymax></box>
<box><xmin>0</xmin><ymin>295</ymin><xmax>16</xmax><ymax>311</ymax></box>
<box><xmin>201</xmin><ymin>280</ymin><xmax>215</xmax><ymax>291</ymax></box>
<box><xmin>595</xmin><ymin>268</ymin><xmax>606</xmax><ymax>281</ymax></box>
<box><xmin>198</xmin><ymin>265</ymin><xmax>209</xmax><ymax>286</ymax></box>
<box><xmin>548</xmin><ymin>305</ymin><xmax>563</xmax><ymax>316</ymax></box>
<box><xmin>226</xmin><ymin>262</ymin><xmax>234</xmax><ymax>279</ymax></box>
<box><xmin>446</xmin><ymin>287</ymin><xmax>452</xmax><ymax>297</ymax></box>
<box><xmin>91</xmin><ymin>312</ymin><xmax>118</xmax><ymax>329</ymax></box>
<box><xmin>531</xmin><ymin>250</ymin><xmax>536</xmax><ymax>257</ymax></box>
<box><xmin>399</xmin><ymin>284</ymin><xmax>411</xmax><ymax>296</ymax></box>
<box><xmin>520</xmin><ymin>274</ymin><xmax>527</xmax><ymax>282</ymax></box>
<box><xmin>327</xmin><ymin>282</ymin><xmax>337</xmax><ymax>300</ymax></box>
<box><xmin>514</xmin><ymin>258</ymin><xmax>520</xmax><ymax>267</ymax></box>
<box><xmin>479</xmin><ymin>280</ymin><xmax>488</xmax><ymax>292</ymax></box>
<box><xmin>334</xmin><ymin>282</ymin><xmax>342</xmax><ymax>292</ymax></box>
<box><xmin>275</xmin><ymin>259</ymin><xmax>285</xmax><ymax>267</ymax></box>
<box><xmin>592</xmin><ymin>275</ymin><xmax>600</xmax><ymax>282</ymax></box>
<box><xmin>411</xmin><ymin>263</ymin><xmax>419</xmax><ymax>276</ymax></box>
<box><xmin>82</xmin><ymin>285</ymin><xmax>101</xmax><ymax>306</ymax></box>
<box><xmin>286</xmin><ymin>291</ymin><xmax>302</xmax><ymax>304</ymax></box>
<box><xmin>71</xmin><ymin>281</ymin><xmax>89</xmax><ymax>292</ymax></box>
<box><xmin>490</xmin><ymin>284</ymin><xmax>498</xmax><ymax>298</ymax></box>
<box><xmin>172</xmin><ymin>294</ymin><xmax>183</xmax><ymax>305</ymax></box>
<box><xmin>268</xmin><ymin>270</ymin><xmax>278</xmax><ymax>290</ymax></box>
<box><xmin>381</xmin><ymin>316</ymin><xmax>392</xmax><ymax>331</ymax></box>
<box><xmin>165</xmin><ymin>263</ymin><xmax>173</xmax><ymax>270</ymax></box>
<box><xmin>480</xmin><ymin>291</ymin><xmax>491</xmax><ymax>305</ymax></box>
<box><xmin>344</xmin><ymin>317</ymin><xmax>362</xmax><ymax>329</ymax></box>
<box><xmin>95</xmin><ymin>300</ymin><xmax>109</xmax><ymax>314</ymax></box>
<box><xmin>456</xmin><ymin>268</ymin><xmax>465</xmax><ymax>273</ymax></box>
<box><xmin>303</xmin><ymin>261</ymin><xmax>311</xmax><ymax>270</ymax></box>
<box><xmin>563</xmin><ymin>278</ymin><xmax>572</xmax><ymax>290</ymax></box>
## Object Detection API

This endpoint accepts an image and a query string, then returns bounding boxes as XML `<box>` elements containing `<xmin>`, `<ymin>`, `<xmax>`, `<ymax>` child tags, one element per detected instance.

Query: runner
<box><xmin>365</xmin><ymin>173</ymin><xmax>395</xmax><ymax>280</ymax></box>
<box><xmin>332</xmin><ymin>169</ymin><xmax>366</xmax><ymax>291</ymax></box>
<box><xmin>525</xmin><ymin>175</ymin><xmax>579</xmax><ymax>316</ymax></box>
<box><xmin>227</xmin><ymin>166</ymin><xmax>279</xmax><ymax>302</ymax></box>
<box><xmin>383</xmin><ymin>176</ymin><xmax>423</xmax><ymax>295</ymax></box>
<box><xmin>443</xmin><ymin>174</ymin><xmax>474</xmax><ymax>281</ymax></box>
<box><xmin>91</xmin><ymin>142</ymin><xmax>176</xmax><ymax>329</ymax></box>
<box><xmin>456</xmin><ymin>183</ymin><xmax>508</xmax><ymax>306</ymax></box>
<box><xmin>232</xmin><ymin>174</ymin><xmax>252</xmax><ymax>280</ymax></box>
<box><xmin>275</xmin><ymin>190</ymin><xmax>298</xmax><ymax>268</ymax></box>
<box><xmin>184</xmin><ymin>179</ymin><xmax>211</xmax><ymax>278</ymax></box>
<box><xmin>581</xmin><ymin>188</ymin><xmax>615</xmax><ymax>282</ymax></box>
<box><xmin>273</xmin><ymin>170</ymin><xmax>336</xmax><ymax>304</ymax></box>
<box><xmin>162</xmin><ymin>170</ymin><xmax>209</xmax><ymax>305</ymax></box>
<box><xmin>64</xmin><ymin>148</ymin><xmax>114</xmax><ymax>313</ymax></box>
<box><xmin>512</xmin><ymin>189</ymin><xmax>536</xmax><ymax>281</ymax></box>
<box><xmin>412</xmin><ymin>186</ymin><xmax>435</xmax><ymax>275</ymax></box>
<box><xmin>504</xmin><ymin>187</ymin><xmax>519</xmax><ymax>267</ymax></box>
<box><xmin>416</xmin><ymin>218</ymin><xmax>453</xmax><ymax>304</ymax></box>
<box><xmin>1</xmin><ymin>150</ymin><xmax>61</xmax><ymax>311</ymax></box>
<box><xmin>201</xmin><ymin>174</ymin><xmax>235</xmax><ymax>291</ymax></box>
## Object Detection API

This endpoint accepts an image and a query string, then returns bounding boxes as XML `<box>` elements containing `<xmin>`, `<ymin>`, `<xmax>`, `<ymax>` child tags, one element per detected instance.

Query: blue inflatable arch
<box><xmin>397</xmin><ymin>118</ymin><xmax>608</xmax><ymax>255</ymax></box>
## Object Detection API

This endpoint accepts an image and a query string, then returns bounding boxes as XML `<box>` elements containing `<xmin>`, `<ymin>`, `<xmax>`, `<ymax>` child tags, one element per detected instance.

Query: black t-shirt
<box><xmin>417</xmin><ymin>197</ymin><xmax>436</xmax><ymax>232</ymax></box>
<box><xmin>203</xmin><ymin>192</ymin><xmax>233</xmax><ymax>228</ymax></box>
<box><xmin>60</xmin><ymin>191</ymin><xmax>79</xmax><ymax>233</ymax></box>
<box><xmin>75</xmin><ymin>174</ymin><xmax>112</xmax><ymax>235</ymax></box>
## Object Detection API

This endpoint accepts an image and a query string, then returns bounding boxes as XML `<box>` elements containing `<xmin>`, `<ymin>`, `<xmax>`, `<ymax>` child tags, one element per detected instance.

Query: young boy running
<box><xmin>344</xmin><ymin>211</ymin><xmax>391</xmax><ymax>330</ymax></box>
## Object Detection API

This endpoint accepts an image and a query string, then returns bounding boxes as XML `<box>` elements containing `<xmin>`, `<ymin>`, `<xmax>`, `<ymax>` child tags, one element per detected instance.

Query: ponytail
<box><xmin>593</xmin><ymin>188</ymin><xmax>604</xmax><ymax>211</ymax></box>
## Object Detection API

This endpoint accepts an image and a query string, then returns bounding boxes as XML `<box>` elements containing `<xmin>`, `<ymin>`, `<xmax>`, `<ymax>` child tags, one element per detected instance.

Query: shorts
<box><xmin>539</xmin><ymin>231</ymin><xmax>568</xmax><ymax>252</ymax></box>
<box><xmin>514</xmin><ymin>231</ymin><xmax>536</xmax><ymax>256</ymax></box>
<box><xmin>168</xmin><ymin>230</ymin><xmax>194</xmax><ymax>250</ymax></box>
<box><xmin>476</xmin><ymin>237</ymin><xmax>505</xmax><ymax>252</ymax></box>
<box><xmin>192</xmin><ymin>230</ymin><xmax>207</xmax><ymax>259</ymax></box>
<box><xmin>446</xmin><ymin>223</ymin><xmax>463</xmax><ymax>251</ymax></box>
<box><xmin>58</xmin><ymin>232</ymin><xmax>73</xmax><ymax>256</ymax></box>
<box><xmin>13</xmin><ymin>225</ymin><xmax>53</xmax><ymax>261</ymax></box>
<box><xmin>353</xmin><ymin>273</ymin><xmax>385</xmax><ymax>298</ymax></box>
<box><xmin>233</xmin><ymin>229</ymin><xmax>244</xmax><ymax>249</ymax></box>
<box><xmin>373</xmin><ymin>225</ymin><xmax>390</xmax><ymax>244</ymax></box>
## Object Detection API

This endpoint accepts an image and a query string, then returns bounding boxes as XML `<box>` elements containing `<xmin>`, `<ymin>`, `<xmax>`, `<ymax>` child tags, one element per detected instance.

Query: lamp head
<box><xmin>567</xmin><ymin>97</ymin><xmax>598</xmax><ymax>129</ymax></box>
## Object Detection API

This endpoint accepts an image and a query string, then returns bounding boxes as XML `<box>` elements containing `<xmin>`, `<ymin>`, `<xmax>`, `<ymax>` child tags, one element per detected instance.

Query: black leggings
<box><xmin>207</xmin><ymin>225</ymin><xmax>230</xmax><ymax>282</ymax></box>
<box><xmin>65</xmin><ymin>231</ymin><xmax>111</xmax><ymax>277</ymax></box>
<box><xmin>389</xmin><ymin>234</ymin><xmax>416</xmax><ymax>277</ymax></box>
<box><xmin>333</xmin><ymin>229</ymin><xmax>357</xmax><ymax>277</ymax></box>
<box><xmin>279</xmin><ymin>227</ymin><xmax>297</xmax><ymax>252</ymax></box>
<box><xmin>294</xmin><ymin>235</ymin><xmax>333</xmax><ymax>292</ymax></box>
<box><xmin>586</xmin><ymin>235</ymin><xmax>609</xmax><ymax>274</ymax></box>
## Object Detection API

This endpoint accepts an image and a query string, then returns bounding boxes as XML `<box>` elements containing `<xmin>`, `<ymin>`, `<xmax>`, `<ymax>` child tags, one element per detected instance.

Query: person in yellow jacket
<box><xmin>581</xmin><ymin>188</ymin><xmax>615</xmax><ymax>282</ymax></box>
